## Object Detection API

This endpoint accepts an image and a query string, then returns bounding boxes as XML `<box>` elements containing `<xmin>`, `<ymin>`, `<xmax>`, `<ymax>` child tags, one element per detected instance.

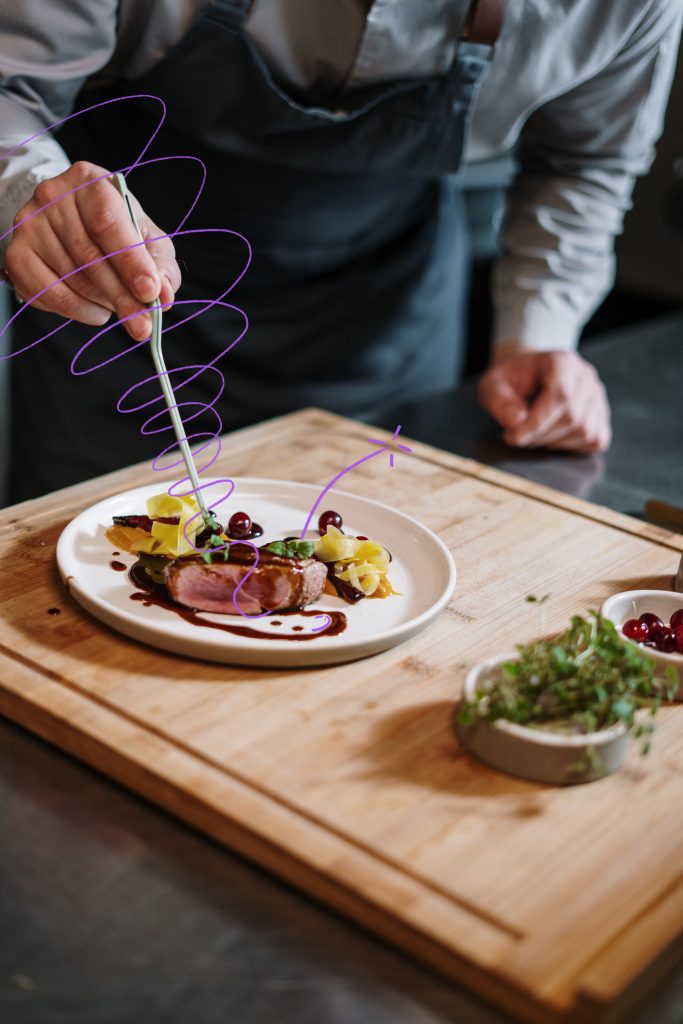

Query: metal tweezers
<box><xmin>110</xmin><ymin>172</ymin><xmax>213</xmax><ymax>528</ymax></box>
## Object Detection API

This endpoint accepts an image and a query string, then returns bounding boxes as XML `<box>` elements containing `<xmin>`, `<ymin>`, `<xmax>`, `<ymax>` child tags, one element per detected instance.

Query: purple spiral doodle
<box><xmin>0</xmin><ymin>94</ymin><xmax>284</xmax><ymax>621</ymax></box>
<box><xmin>1</xmin><ymin>95</ymin><xmax>410</xmax><ymax>633</ymax></box>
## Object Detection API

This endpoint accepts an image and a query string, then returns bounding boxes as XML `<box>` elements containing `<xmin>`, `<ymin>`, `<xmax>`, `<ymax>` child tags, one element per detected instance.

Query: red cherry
<box><xmin>228</xmin><ymin>511</ymin><xmax>252</xmax><ymax>538</ymax></box>
<box><xmin>656</xmin><ymin>630</ymin><xmax>677</xmax><ymax>654</ymax></box>
<box><xmin>639</xmin><ymin>612</ymin><xmax>663</xmax><ymax>636</ymax></box>
<box><xmin>318</xmin><ymin>510</ymin><xmax>343</xmax><ymax>534</ymax></box>
<box><xmin>649</xmin><ymin>622</ymin><xmax>669</xmax><ymax>645</ymax></box>
<box><xmin>670</xmin><ymin>608</ymin><xmax>683</xmax><ymax>631</ymax></box>
<box><xmin>623</xmin><ymin>619</ymin><xmax>649</xmax><ymax>642</ymax></box>
<box><xmin>673</xmin><ymin>626</ymin><xmax>683</xmax><ymax>654</ymax></box>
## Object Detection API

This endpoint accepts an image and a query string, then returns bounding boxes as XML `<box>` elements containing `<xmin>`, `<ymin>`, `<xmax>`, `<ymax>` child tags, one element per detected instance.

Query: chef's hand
<box><xmin>5</xmin><ymin>161</ymin><xmax>181</xmax><ymax>341</ymax></box>
<box><xmin>478</xmin><ymin>345</ymin><xmax>611</xmax><ymax>454</ymax></box>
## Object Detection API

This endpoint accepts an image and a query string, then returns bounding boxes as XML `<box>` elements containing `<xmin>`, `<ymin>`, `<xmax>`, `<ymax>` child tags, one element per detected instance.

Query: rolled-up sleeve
<box><xmin>0</xmin><ymin>0</ymin><xmax>118</xmax><ymax>262</ymax></box>
<box><xmin>492</xmin><ymin>1</ymin><xmax>683</xmax><ymax>351</ymax></box>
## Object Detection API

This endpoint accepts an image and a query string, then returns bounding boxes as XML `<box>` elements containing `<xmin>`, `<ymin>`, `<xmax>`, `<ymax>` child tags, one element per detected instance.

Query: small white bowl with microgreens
<box><xmin>456</xmin><ymin>612</ymin><xmax>677</xmax><ymax>785</ymax></box>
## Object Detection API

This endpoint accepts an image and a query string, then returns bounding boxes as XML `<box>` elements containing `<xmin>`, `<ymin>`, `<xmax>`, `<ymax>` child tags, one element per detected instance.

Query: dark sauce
<box><xmin>128</xmin><ymin>561</ymin><xmax>346</xmax><ymax>641</ymax></box>
<box><xmin>326</xmin><ymin>566</ymin><xmax>364</xmax><ymax>604</ymax></box>
<box><xmin>110</xmin><ymin>560</ymin><xmax>127</xmax><ymax>572</ymax></box>
<box><xmin>112</xmin><ymin>551</ymin><xmax>121</xmax><ymax>556</ymax></box>
<box><xmin>47</xmin><ymin>607</ymin><xmax>61</xmax><ymax>616</ymax></box>
<box><xmin>226</xmin><ymin>521</ymin><xmax>264</xmax><ymax>542</ymax></box>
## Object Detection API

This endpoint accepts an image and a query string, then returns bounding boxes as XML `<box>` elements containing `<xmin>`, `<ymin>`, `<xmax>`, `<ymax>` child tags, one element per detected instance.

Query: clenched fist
<box><xmin>5</xmin><ymin>160</ymin><xmax>181</xmax><ymax>340</ymax></box>
<box><xmin>478</xmin><ymin>346</ymin><xmax>611</xmax><ymax>454</ymax></box>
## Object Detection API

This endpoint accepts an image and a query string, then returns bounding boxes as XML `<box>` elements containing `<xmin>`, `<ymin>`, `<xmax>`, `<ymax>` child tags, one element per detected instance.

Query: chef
<box><xmin>0</xmin><ymin>0</ymin><xmax>680</xmax><ymax>501</ymax></box>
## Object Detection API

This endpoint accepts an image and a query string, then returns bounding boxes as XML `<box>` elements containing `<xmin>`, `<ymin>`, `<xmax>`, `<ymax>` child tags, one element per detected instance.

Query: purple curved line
<box><xmin>169</xmin><ymin>475</ymin><xmax>235</xmax><ymax>501</ymax></box>
<box><xmin>0</xmin><ymin>93</ymin><xmax>166</xmax><ymax>185</ymax></box>
<box><xmin>181</xmin><ymin>483</ymin><xmax>236</xmax><ymax>537</ymax></box>
<box><xmin>0</xmin><ymin>94</ymin><xmax>308</xmax><ymax>627</ymax></box>
<box><xmin>3</xmin><ymin>154</ymin><xmax>205</xmax><ymax>243</ymax></box>
<box><xmin>123</xmin><ymin>154</ymin><xmax>207</xmax><ymax>234</ymax></box>
<box><xmin>66</xmin><ymin>299</ymin><xmax>248</xmax><ymax>376</ymax></box>
<box><xmin>117</xmin><ymin>363</ymin><xmax>225</xmax><ymax>414</ymax></box>
<box><xmin>151</xmin><ymin>433</ymin><xmax>221</xmax><ymax>473</ymax></box>
<box><xmin>368</xmin><ymin>437</ymin><xmax>411</xmax><ymax>453</ymax></box>
<box><xmin>139</xmin><ymin>399</ymin><xmax>222</xmax><ymax>436</ymax></box>
<box><xmin>298</xmin><ymin>448</ymin><xmax>386</xmax><ymax>540</ymax></box>
<box><xmin>296</xmin><ymin>427</ymin><xmax>411</xmax><ymax>630</ymax></box>
<box><xmin>1</xmin><ymin>230</ymin><xmax>251</xmax><ymax>356</ymax></box>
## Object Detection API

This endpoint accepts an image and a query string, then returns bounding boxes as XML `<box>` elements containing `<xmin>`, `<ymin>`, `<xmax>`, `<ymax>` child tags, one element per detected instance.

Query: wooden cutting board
<box><xmin>1</xmin><ymin>408</ymin><xmax>682</xmax><ymax>1024</ymax></box>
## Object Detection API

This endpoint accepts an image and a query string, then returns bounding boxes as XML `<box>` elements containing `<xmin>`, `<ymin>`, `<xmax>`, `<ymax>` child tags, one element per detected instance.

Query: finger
<box><xmin>74</xmin><ymin>174</ymin><xmax>161</xmax><ymax>302</ymax></box>
<box><xmin>6</xmin><ymin>243</ymin><xmax>111</xmax><ymax>325</ymax></box>
<box><xmin>139</xmin><ymin>209</ymin><xmax>182</xmax><ymax>294</ymax></box>
<box><xmin>478</xmin><ymin>370</ymin><xmax>530</xmax><ymax>430</ymax></box>
<box><xmin>545</xmin><ymin>420</ymin><xmax>611</xmax><ymax>454</ymax></box>
<box><xmin>22</xmin><ymin>215</ymin><xmax>114</xmax><ymax>315</ymax></box>
<box><xmin>35</xmin><ymin>166</ymin><xmax>158</xmax><ymax>308</ymax></box>
<box><xmin>545</xmin><ymin>433</ymin><xmax>602</xmax><ymax>454</ymax></box>
<box><xmin>48</xmin><ymin>203</ymin><xmax>152</xmax><ymax>340</ymax></box>
<box><xmin>504</xmin><ymin>388</ymin><xmax>566</xmax><ymax>446</ymax></box>
<box><xmin>158</xmin><ymin>274</ymin><xmax>175</xmax><ymax>312</ymax></box>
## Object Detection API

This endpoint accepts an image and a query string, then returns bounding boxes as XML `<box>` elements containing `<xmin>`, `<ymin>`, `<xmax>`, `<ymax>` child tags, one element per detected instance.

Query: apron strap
<box><xmin>461</xmin><ymin>0</ymin><xmax>507</xmax><ymax>45</ymax></box>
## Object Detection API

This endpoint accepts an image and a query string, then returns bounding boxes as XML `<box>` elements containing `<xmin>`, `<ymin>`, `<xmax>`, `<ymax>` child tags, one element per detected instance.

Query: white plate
<box><xmin>56</xmin><ymin>479</ymin><xmax>456</xmax><ymax>667</ymax></box>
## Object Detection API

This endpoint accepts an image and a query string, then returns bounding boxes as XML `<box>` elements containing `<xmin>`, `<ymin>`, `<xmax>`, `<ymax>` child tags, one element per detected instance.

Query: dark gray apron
<box><xmin>9</xmin><ymin>0</ymin><xmax>497</xmax><ymax>501</ymax></box>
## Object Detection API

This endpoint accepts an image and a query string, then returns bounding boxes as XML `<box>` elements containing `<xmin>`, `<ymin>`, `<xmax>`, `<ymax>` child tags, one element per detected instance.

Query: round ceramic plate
<box><xmin>56</xmin><ymin>479</ymin><xmax>456</xmax><ymax>667</ymax></box>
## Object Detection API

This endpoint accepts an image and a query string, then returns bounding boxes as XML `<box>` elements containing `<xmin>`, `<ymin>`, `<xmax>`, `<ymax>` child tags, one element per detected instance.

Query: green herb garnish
<box><xmin>264</xmin><ymin>540</ymin><xmax>315</xmax><ymax>559</ymax></box>
<box><xmin>202</xmin><ymin>533</ymin><xmax>230</xmax><ymax>565</ymax></box>
<box><xmin>458</xmin><ymin>611</ymin><xmax>677</xmax><ymax>755</ymax></box>
<box><xmin>525</xmin><ymin>593</ymin><xmax>550</xmax><ymax>604</ymax></box>
<box><xmin>138</xmin><ymin>552</ymin><xmax>170</xmax><ymax>585</ymax></box>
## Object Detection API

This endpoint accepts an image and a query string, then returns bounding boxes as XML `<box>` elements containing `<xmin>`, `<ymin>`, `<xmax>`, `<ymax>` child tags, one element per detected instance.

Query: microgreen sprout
<box><xmin>458</xmin><ymin>611</ymin><xmax>677</xmax><ymax>756</ymax></box>
<box><xmin>264</xmin><ymin>540</ymin><xmax>315</xmax><ymax>559</ymax></box>
<box><xmin>202</xmin><ymin>533</ymin><xmax>230</xmax><ymax>565</ymax></box>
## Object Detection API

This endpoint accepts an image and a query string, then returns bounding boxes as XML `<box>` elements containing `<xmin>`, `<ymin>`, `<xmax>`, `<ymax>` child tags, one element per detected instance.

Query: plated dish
<box><xmin>56</xmin><ymin>479</ymin><xmax>456</xmax><ymax>667</ymax></box>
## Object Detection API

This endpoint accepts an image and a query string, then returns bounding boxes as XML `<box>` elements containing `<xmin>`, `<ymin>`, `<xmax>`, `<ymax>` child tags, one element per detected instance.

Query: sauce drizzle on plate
<box><xmin>128</xmin><ymin>561</ymin><xmax>346</xmax><ymax>642</ymax></box>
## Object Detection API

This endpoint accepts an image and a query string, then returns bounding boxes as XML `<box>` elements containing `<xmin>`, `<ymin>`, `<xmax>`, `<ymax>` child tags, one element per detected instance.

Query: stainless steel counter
<box><xmin>2</xmin><ymin>314</ymin><xmax>683</xmax><ymax>1024</ymax></box>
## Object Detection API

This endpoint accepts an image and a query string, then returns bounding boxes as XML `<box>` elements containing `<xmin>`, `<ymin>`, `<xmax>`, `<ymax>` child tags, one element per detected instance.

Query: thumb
<box><xmin>478</xmin><ymin>369</ymin><xmax>529</xmax><ymax>430</ymax></box>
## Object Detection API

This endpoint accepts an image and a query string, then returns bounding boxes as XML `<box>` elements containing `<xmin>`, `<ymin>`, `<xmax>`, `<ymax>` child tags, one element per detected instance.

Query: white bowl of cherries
<box><xmin>600</xmin><ymin>590</ymin><xmax>683</xmax><ymax>699</ymax></box>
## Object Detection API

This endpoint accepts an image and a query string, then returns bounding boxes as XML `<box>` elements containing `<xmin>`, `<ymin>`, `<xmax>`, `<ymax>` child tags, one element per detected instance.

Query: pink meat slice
<box><xmin>165</xmin><ymin>549</ymin><xmax>327</xmax><ymax>616</ymax></box>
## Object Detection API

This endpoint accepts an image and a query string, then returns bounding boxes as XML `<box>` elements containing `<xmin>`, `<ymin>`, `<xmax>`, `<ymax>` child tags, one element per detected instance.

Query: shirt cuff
<box><xmin>491</xmin><ymin>301</ymin><xmax>582</xmax><ymax>352</ymax></box>
<box><xmin>0</xmin><ymin>164</ymin><xmax>69</xmax><ymax>266</ymax></box>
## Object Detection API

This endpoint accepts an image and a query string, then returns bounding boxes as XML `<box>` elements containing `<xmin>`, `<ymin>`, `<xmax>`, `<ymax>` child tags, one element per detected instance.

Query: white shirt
<box><xmin>0</xmin><ymin>0</ymin><xmax>680</xmax><ymax>350</ymax></box>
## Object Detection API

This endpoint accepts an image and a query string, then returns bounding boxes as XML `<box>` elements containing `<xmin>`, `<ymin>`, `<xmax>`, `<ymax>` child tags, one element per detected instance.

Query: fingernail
<box><xmin>134</xmin><ymin>274</ymin><xmax>159</xmax><ymax>300</ymax></box>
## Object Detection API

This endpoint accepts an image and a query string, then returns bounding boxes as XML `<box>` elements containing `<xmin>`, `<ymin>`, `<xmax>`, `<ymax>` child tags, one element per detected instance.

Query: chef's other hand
<box><xmin>478</xmin><ymin>346</ymin><xmax>611</xmax><ymax>454</ymax></box>
<box><xmin>5</xmin><ymin>161</ymin><xmax>181</xmax><ymax>341</ymax></box>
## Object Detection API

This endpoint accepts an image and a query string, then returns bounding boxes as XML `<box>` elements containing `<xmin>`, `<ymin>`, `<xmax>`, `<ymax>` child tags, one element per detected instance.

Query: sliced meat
<box><xmin>165</xmin><ymin>546</ymin><xmax>327</xmax><ymax>616</ymax></box>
